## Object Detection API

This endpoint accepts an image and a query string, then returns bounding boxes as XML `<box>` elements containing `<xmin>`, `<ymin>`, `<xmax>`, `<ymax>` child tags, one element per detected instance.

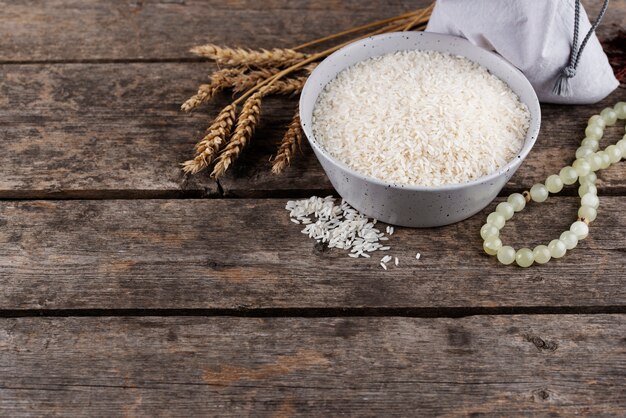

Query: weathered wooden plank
<box><xmin>0</xmin><ymin>0</ymin><xmax>621</xmax><ymax>62</ymax></box>
<box><xmin>0</xmin><ymin>315</ymin><xmax>624</xmax><ymax>416</ymax></box>
<box><xmin>0</xmin><ymin>63</ymin><xmax>219</xmax><ymax>197</ymax></box>
<box><xmin>0</xmin><ymin>197</ymin><xmax>624</xmax><ymax>310</ymax></box>
<box><xmin>1</xmin><ymin>63</ymin><xmax>625</xmax><ymax>197</ymax></box>
<box><xmin>0</xmin><ymin>0</ymin><xmax>431</xmax><ymax>62</ymax></box>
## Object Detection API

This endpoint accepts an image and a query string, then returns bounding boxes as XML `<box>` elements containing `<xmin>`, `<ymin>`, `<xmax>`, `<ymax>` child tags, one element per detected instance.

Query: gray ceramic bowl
<box><xmin>299</xmin><ymin>32</ymin><xmax>541</xmax><ymax>227</ymax></box>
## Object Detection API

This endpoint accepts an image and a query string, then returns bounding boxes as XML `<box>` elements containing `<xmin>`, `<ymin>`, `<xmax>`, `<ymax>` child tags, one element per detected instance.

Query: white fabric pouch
<box><xmin>426</xmin><ymin>0</ymin><xmax>619</xmax><ymax>104</ymax></box>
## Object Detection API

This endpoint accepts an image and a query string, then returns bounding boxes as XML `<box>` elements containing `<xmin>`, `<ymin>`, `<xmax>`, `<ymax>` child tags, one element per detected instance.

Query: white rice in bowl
<box><xmin>312</xmin><ymin>50</ymin><xmax>531</xmax><ymax>187</ymax></box>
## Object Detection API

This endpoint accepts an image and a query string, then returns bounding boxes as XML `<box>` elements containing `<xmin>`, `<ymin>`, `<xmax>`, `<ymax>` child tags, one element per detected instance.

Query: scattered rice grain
<box><xmin>286</xmin><ymin>196</ymin><xmax>392</xmax><ymax>258</ymax></box>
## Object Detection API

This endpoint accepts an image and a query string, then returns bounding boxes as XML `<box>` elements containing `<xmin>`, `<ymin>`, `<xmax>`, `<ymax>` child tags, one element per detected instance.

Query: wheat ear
<box><xmin>181</xmin><ymin>104</ymin><xmax>237</xmax><ymax>174</ymax></box>
<box><xmin>267</xmin><ymin>76</ymin><xmax>308</xmax><ymax>95</ymax></box>
<box><xmin>190</xmin><ymin>44</ymin><xmax>309</xmax><ymax>67</ymax></box>
<box><xmin>210</xmin><ymin>88</ymin><xmax>270</xmax><ymax>178</ymax></box>
<box><xmin>181</xmin><ymin>68</ymin><xmax>242</xmax><ymax>112</ymax></box>
<box><xmin>182</xmin><ymin>67</ymin><xmax>313</xmax><ymax>111</ymax></box>
<box><xmin>271</xmin><ymin>107</ymin><xmax>302</xmax><ymax>174</ymax></box>
<box><xmin>231</xmin><ymin>64</ymin><xmax>316</xmax><ymax>94</ymax></box>
<box><xmin>230</xmin><ymin>67</ymin><xmax>281</xmax><ymax>93</ymax></box>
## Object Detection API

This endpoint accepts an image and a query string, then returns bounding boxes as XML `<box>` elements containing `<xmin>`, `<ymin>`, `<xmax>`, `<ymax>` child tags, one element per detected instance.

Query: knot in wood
<box><xmin>525</xmin><ymin>334</ymin><xmax>558</xmax><ymax>351</ymax></box>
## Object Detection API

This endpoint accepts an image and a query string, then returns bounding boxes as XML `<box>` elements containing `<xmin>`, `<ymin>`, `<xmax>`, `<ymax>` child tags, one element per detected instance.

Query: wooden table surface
<box><xmin>1</xmin><ymin>0</ymin><xmax>625</xmax><ymax>416</ymax></box>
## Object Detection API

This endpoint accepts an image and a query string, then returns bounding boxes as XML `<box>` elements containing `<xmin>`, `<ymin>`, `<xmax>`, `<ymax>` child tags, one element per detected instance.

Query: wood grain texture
<box><xmin>1</xmin><ymin>1</ymin><xmax>624</xmax><ymax>416</ymax></box>
<box><xmin>0</xmin><ymin>197</ymin><xmax>624</xmax><ymax>310</ymax></box>
<box><xmin>0</xmin><ymin>0</ymin><xmax>432</xmax><ymax>62</ymax></box>
<box><xmin>0</xmin><ymin>64</ymin><xmax>624</xmax><ymax>197</ymax></box>
<box><xmin>0</xmin><ymin>0</ymin><xmax>620</xmax><ymax>63</ymax></box>
<box><xmin>1</xmin><ymin>315</ymin><xmax>625</xmax><ymax>416</ymax></box>
<box><xmin>0</xmin><ymin>63</ymin><xmax>218</xmax><ymax>197</ymax></box>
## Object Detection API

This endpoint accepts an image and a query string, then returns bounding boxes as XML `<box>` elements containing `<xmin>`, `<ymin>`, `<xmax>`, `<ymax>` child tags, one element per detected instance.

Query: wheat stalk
<box><xmin>292</xmin><ymin>10</ymin><xmax>424</xmax><ymax>50</ymax></box>
<box><xmin>230</xmin><ymin>67</ymin><xmax>281</xmax><ymax>93</ymax></box>
<box><xmin>271</xmin><ymin>107</ymin><xmax>302</xmax><ymax>174</ymax></box>
<box><xmin>182</xmin><ymin>66</ymin><xmax>315</xmax><ymax>111</ymax></box>
<box><xmin>208</xmin><ymin>76</ymin><xmax>310</xmax><ymax>178</ymax></box>
<box><xmin>190</xmin><ymin>44</ymin><xmax>309</xmax><ymax>67</ymax></box>
<box><xmin>182</xmin><ymin>4</ymin><xmax>435</xmax><ymax>176</ymax></box>
<box><xmin>268</xmin><ymin>76</ymin><xmax>308</xmax><ymax>95</ymax></box>
<box><xmin>231</xmin><ymin>64</ymin><xmax>317</xmax><ymax>93</ymax></box>
<box><xmin>181</xmin><ymin>104</ymin><xmax>237</xmax><ymax>174</ymax></box>
<box><xmin>229</xmin><ymin>16</ymin><xmax>424</xmax><ymax>107</ymax></box>
<box><xmin>402</xmin><ymin>3</ymin><xmax>435</xmax><ymax>31</ymax></box>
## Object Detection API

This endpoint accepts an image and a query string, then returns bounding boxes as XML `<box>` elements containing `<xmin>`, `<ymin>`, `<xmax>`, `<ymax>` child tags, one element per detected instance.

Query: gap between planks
<box><xmin>2</xmin><ymin>306</ymin><xmax>626</xmax><ymax>319</ymax></box>
<box><xmin>0</xmin><ymin>187</ymin><xmax>619</xmax><ymax>200</ymax></box>
<box><xmin>0</xmin><ymin>57</ymin><xmax>207</xmax><ymax>65</ymax></box>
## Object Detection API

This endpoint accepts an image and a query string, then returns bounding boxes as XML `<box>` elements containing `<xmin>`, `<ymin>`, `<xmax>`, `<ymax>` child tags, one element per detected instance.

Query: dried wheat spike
<box><xmin>190</xmin><ymin>44</ymin><xmax>309</xmax><ymax>67</ymax></box>
<box><xmin>182</xmin><ymin>68</ymin><xmax>311</xmax><ymax>112</ymax></box>
<box><xmin>231</xmin><ymin>67</ymin><xmax>281</xmax><ymax>93</ymax></box>
<box><xmin>181</xmin><ymin>68</ymin><xmax>242</xmax><ymax>112</ymax></box>
<box><xmin>181</xmin><ymin>104</ymin><xmax>237</xmax><ymax>174</ymax></box>
<box><xmin>210</xmin><ymin>78</ymin><xmax>309</xmax><ymax>178</ymax></box>
<box><xmin>232</xmin><ymin>68</ymin><xmax>314</xmax><ymax>94</ymax></box>
<box><xmin>210</xmin><ymin>90</ymin><xmax>265</xmax><ymax>178</ymax></box>
<box><xmin>271</xmin><ymin>107</ymin><xmax>302</xmax><ymax>174</ymax></box>
<box><xmin>266</xmin><ymin>76</ymin><xmax>308</xmax><ymax>95</ymax></box>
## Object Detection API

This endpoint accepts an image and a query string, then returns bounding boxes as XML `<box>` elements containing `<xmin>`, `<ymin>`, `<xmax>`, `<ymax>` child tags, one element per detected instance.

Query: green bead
<box><xmin>585</xmin><ymin>153</ymin><xmax>603</xmax><ymax>171</ymax></box>
<box><xmin>581</xmin><ymin>137</ymin><xmax>599</xmax><ymax>151</ymax></box>
<box><xmin>515</xmin><ymin>248</ymin><xmax>534</xmax><ymax>268</ymax></box>
<box><xmin>578</xmin><ymin>183</ymin><xmax>597</xmax><ymax>198</ymax></box>
<box><xmin>559</xmin><ymin>166</ymin><xmax>578</xmax><ymax>185</ymax></box>
<box><xmin>606</xmin><ymin>145</ymin><xmax>622</xmax><ymax>163</ymax></box>
<box><xmin>560</xmin><ymin>231</ymin><xmax>578</xmax><ymax>250</ymax></box>
<box><xmin>578</xmin><ymin>205</ymin><xmax>597</xmax><ymax>222</ymax></box>
<box><xmin>570</xmin><ymin>221</ymin><xmax>589</xmax><ymax>240</ymax></box>
<box><xmin>487</xmin><ymin>212</ymin><xmax>506</xmax><ymax>229</ymax></box>
<box><xmin>614</xmin><ymin>102</ymin><xmax>626</xmax><ymax>119</ymax></box>
<box><xmin>480</xmin><ymin>223</ymin><xmax>499</xmax><ymax>240</ymax></box>
<box><xmin>507</xmin><ymin>193</ymin><xmax>526</xmax><ymax>212</ymax></box>
<box><xmin>581</xmin><ymin>193</ymin><xmax>599</xmax><ymax>209</ymax></box>
<box><xmin>597</xmin><ymin>151</ymin><xmax>611</xmax><ymax>169</ymax></box>
<box><xmin>496</xmin><ymin>202</ymin><xmax>514</xmax><ymax>220</ymax></box>
<box><xmin>533</xmin><ymin>245</ymin><xmax>551</xmax><ymax>264</ymax></box>
<box><xmin>575</xmin><ymin>146</ymin><xmax>594</xmax><ymax>159</ymax></box>
<box><xmin>548</xmin><ymin>239</ymin><xmax>567</xmax><ymax>258</ymax></box>
<box><xmin>580</xmin><ymin>172</ymin><xmax>597</xmax><ymax>184</ymax></box>
<box><xmin>588</xmin><ymin>115</ymin><xmax>606</xmax><ymax>128</ymax></box>
<box><xmin>483</xmin><ymin>236</ymin><xmax>502</xmax><ymax>256</ymax></box>
<box><xmin>600</xmin><ymin>107</ymin><xmax>617</xmax><ymax>126</ymax></box>
<box><xmin>584</xmin><ymin>125</ymin><xmax>603</xmax><ymax>140</ymax></box>
<box><xmin>618</xmin><ymin>139</ymin><xmax>626</xmax><ymax>155</ymax></box>
<box><xmin>530</xmin><ymin>184</ymin><xmax>548</xmax><ymax>202</ymax></box>
<box><xmin>545</xmin><ymin>174</ymin><xmax>563</xmax><ymax>193</ymax></box>
<box><xmin>572</xmin><ymin>159</ymin><xmax>591</xmax><ymax>177</ymax></box>
<box><xmin>497</xmin><ymin>246</ymin><xmax>516</xmax><ymax>265</ymax></box>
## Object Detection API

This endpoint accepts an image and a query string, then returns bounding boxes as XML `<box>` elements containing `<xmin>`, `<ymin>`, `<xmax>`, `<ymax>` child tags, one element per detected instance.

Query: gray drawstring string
<box><xmin>553</xmin><ymin>0</ymin><xmax>610</xmax><ymax>97</ymax></box>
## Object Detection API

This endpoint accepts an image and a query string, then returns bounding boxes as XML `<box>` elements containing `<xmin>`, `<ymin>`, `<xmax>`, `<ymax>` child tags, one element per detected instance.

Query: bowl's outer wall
<box><xmin>300</xmin><ymin>32</ymin><xmax>541</xmax><ymax>227</ymax></box>
<box><xmin>313</xmin><ymin>147</ymin><xmax>520</xmax><ymax>227</ymax></box>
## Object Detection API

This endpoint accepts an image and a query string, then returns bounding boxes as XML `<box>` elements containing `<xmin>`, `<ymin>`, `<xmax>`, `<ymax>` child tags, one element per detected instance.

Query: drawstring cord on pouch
<box><xmin>553</xmin><ymin>0</ymin><xmax>610</xmax><ymax>97</ymax></box>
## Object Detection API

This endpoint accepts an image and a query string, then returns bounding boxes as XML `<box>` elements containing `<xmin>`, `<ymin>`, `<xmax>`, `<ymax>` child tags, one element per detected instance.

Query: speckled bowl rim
<box><xmin>299</xmin><ymin>31</ymin><xmax>541</xmax><ymax>192</ymax></box>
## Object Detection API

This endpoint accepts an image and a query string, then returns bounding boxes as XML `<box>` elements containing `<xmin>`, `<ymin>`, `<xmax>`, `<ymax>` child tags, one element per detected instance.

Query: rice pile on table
<box><xmin>286</xmin><ymin>196</ymin><xmax>390</xmax><ymax>258</ymax></box>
